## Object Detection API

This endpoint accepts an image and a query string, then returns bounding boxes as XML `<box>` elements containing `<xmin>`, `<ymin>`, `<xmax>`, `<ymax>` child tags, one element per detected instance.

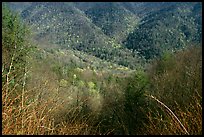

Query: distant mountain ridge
<box><xmin>124</xmin><ymin>2</ymin><xmax>202</xmax><ymax>59</ymax></box>
<box><xmin>7</xmin><ymin>2</ymin><xmax>202</xmax><ymax>67</ymax></box>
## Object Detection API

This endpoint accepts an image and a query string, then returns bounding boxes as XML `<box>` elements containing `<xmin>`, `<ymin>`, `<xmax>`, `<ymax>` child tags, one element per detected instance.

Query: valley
<box><xmin>2</xmin><ymin>2</ymin><xmax>202</xmax><ymax>135</ymax></box>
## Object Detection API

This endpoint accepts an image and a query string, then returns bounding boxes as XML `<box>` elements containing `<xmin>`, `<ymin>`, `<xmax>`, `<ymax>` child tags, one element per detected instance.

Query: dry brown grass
<box><xmin>141</xmin><ymin>46</ymin><xmax>202</xmax><ymax>135</ymax></box>
<box><xmin>141</xmin><ymin>93</ymin><xmax>202</xmax><ymax>135</ymax></box>
<box><xmin>2</xmin><ymin>88</ymin><xmax>53</xmax><ymax>134</ymax></box>
<box><xmin>2</xmin><ymin>86</ymin><xmax>94</xmax><ymax>135</ymax></box>
<box><xmin>2</xmin><ymin>68</ymin><xmax>93</xmax><ymax>135</ymax></box>
<box><xmin>145</xmin><ymin>94</ymin><xmax>189</xmax><ymax>135</ymax></box>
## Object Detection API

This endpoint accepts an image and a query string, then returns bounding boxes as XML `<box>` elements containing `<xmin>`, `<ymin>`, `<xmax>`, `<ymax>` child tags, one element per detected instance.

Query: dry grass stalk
<box><xmin>145</xmin><ymin>94</ymin><xmax>189</xmax><ymax>135</ymax></box>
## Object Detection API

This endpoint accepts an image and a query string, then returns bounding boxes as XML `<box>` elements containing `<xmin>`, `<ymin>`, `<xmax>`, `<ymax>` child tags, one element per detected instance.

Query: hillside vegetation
<box><xmin>124</xmin><ymin>2</ymin><xmax>202</xmax><ymax>59</ymax></box>
<box><xmin>2</xmin><ymin>2</ymin><xmax>202</xmax><ymax>135</ymax></box>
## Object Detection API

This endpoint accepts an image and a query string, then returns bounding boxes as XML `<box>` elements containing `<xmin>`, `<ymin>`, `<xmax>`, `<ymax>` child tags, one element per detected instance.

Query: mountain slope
<box><xmin>18</xmin><ymin>2</ymin><xmax>143</xmax><ymax>69</ymax></box>
<box><xmin>80</xmin><ymin>2</ymin><xmax>140</xmax><ymax>43</ymax></box>
<box><xmin>7</xmin><ymin>2</ymin><xmax>32</xmax><ymax>13</ymax></box>
<box><xmin>124</xmin><ymin>2</ymin><xmax>202</xmax><ymax>60</ymax></box>
<box><xmin>7</xmin><ymin>2</ymin><xmax>202</xmax><ymax>67</ymax></box>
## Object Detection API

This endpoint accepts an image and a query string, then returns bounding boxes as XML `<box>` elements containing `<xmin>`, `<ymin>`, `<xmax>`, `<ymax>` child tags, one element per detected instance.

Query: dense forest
<box><xmin>2</xmin><ymin>2</ymin><xmax>202</xmax><ymax>135</ymax></box>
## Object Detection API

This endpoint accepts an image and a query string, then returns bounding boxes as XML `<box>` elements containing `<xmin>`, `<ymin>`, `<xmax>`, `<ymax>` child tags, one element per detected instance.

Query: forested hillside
<box><xmin>2</xmin><ymin>2</ymin><xmax>202</xmax><ymax>135</ymax></box>
<box><xmin>124</xmin><ymin>2</ymin><xmax>202</xmax><ymax>59</ymax></box>
<box><xmin>17</xmin><ymin>2</ymin><xmax>143</xmax><ymax>69</ymax></box>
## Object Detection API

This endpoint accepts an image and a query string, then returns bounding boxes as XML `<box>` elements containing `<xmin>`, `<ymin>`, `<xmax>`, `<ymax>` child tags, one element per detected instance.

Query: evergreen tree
<box><xmin>2</xmin><ymin>3</ymin><xmax>31</xmax><ymax>91</ymax></box>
